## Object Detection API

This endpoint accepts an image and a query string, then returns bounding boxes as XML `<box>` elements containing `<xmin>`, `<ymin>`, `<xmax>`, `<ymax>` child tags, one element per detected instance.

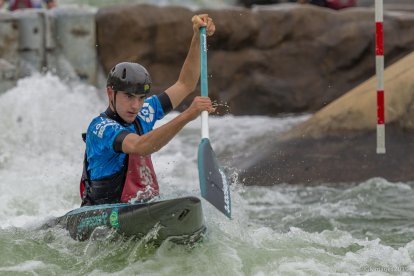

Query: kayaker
<box><xmin>80</xmin><ymin>14</ymin><xmax>216</xmax><ymax>206</ymax></box>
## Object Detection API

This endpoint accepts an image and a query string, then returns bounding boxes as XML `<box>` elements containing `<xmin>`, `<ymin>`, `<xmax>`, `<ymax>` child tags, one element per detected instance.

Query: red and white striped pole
<box><xmin>376</xmin><ymin>0</ymin><xmax>385</xmax><ymax>154</ymax></box>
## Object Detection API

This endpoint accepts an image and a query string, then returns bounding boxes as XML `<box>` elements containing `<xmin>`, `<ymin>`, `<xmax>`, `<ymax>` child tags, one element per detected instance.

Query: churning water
<box><xmin>0</xmin><ymin>74</ymin><xmax>413</xmax><ymax>275</ymax></box>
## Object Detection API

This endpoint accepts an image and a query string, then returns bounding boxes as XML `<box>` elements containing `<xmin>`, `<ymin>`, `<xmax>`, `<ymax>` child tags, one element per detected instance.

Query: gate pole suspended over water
<box><xmin>375</xmin><ymin>0</ymin><xmax>385</xmax><ymax>154</ymax></box>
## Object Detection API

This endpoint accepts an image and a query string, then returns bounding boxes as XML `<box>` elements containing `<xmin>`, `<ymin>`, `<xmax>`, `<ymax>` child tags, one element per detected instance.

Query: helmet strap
<box><xmin>112</xmin><ymin>90</ymin><xmax>118</xmax><ymax>114</ymax></box>
<box><xmin>108</xmin><ymin>91</ymin><xmax>129</xmax><ymax>126</ymax></box>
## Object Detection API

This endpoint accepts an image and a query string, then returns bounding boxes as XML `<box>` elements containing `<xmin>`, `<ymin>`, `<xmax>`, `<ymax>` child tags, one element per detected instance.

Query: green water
<box><xmin>0</xmin><ymin>75</ymin><xmax>412</xmax><ymax>275</ymax></box>
<box><xmin>1</xmin><ymin>179</ymin><xmax>413</xmax><ymax>275</ymax></box>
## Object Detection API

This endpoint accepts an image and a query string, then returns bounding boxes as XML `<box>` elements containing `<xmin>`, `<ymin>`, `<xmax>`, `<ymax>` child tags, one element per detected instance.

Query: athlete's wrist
<box><xmin>180</xmin><ymin>108</ymin><xmax>197</xmax><ymax>122</ymax></box>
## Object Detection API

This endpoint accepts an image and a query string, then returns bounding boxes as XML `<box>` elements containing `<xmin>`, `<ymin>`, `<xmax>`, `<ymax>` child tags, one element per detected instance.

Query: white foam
<box><xmin>0</xmin><ymin>73</ymin><xmax>104</xmax><ymax>228</ymax></box>
<box><xmin>0</xmin><ymin>260</ymin><xmax>45</xmax><ymax>272</ymax></box>
<box><xmin>0</xmin><ymin>73</ymin><xmax>412</xmax><ymax>275</ymax></box>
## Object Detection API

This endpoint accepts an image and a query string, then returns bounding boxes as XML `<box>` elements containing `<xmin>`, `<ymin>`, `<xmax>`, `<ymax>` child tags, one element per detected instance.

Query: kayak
<box><xmin>47</xmin><ymin>196</ymin><xmax>206</xmax><ymax>244</ymax></box>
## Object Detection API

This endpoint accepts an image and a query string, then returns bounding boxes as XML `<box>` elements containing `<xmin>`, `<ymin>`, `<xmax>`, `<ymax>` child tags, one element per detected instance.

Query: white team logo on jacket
<box><xmin>139</xmin><ymin>102</ymin><xmax>155</xmax><ymax>123</ymax></box>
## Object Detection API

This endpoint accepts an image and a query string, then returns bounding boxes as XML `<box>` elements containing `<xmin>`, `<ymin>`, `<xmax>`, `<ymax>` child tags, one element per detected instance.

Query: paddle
<box><xmin>197</xmin><ymin>26</ymin><xmax>231</xmax><ymax>219</ymax></box>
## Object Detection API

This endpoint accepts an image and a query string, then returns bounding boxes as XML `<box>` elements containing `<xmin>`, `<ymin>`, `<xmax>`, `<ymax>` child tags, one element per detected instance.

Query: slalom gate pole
<box><xmin>375</xmin><ymin>0</ymin><xmax>385</xmax><ymax>154</ymax></box>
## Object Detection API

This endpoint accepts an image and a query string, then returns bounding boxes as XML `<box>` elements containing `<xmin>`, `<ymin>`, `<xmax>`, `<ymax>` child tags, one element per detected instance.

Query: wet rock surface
<box><xmin>96</xmin><ymin>4</ymin><xmax>414</xmax><ymax>115</ymax></box>
<box><xmin>240</xmin><ymin>52</ymin><xmax>414</xmax><ymax>184</ymax></box>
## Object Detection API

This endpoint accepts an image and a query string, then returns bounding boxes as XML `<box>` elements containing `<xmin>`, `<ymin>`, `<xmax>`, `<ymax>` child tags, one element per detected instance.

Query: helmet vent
<box><xmin>122</xmin><ymin>68</ymin><xmax>127</xmax><ymax>79</ymax></box>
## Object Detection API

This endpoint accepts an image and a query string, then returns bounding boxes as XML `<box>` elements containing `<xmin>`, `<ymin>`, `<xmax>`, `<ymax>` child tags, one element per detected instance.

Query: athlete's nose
<box><xmin>131</xmin><ymin>97</ymin><xmax>144</xmax><ymax>109</ymax></box>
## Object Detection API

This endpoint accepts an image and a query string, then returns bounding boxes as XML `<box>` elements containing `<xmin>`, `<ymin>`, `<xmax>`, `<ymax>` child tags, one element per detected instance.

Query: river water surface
<box><xmin>0</xmin><ymin>74</ymin><xmax>413</xmax><ymax>275</ymax></box>
<box><xmin>1</xmin><ymin>1</ymin><xmax>414</xmax><ymax>274</ymax></box>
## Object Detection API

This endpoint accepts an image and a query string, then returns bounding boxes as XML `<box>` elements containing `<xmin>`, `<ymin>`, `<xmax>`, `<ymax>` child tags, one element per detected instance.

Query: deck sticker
<box><xmin>77</xmin><ymin>212</ymin><xmax>108</xmax><ymax>232</ymax></box>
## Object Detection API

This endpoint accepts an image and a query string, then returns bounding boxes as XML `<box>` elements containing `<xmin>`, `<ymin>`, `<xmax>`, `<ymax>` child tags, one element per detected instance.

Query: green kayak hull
<box><xmin>55</xmin><ymin>196</ymin><xmax>206</xmax><ymax>243</ymax></box>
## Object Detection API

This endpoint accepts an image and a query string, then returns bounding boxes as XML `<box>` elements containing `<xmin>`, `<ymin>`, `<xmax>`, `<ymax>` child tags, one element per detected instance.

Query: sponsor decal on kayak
<box><xmin>110</xmin><ymin>208</ymin><xmax>120</xmax><ymax>229</ymax></box>
<box><xmin>77</xmin><ymin>212</ymin><xmax>108</xmax><ymax>232</ymax></box>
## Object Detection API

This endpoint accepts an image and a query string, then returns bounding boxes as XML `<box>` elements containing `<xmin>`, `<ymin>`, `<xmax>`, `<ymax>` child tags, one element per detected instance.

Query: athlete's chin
<box><xmin>123</xmin><ymin>113</ymin><xmax>137</xmax><ymax>123</ymax></box>
<box><xmin>126</xmin><ymin>117</ymin><xmax>135</xmax><ymax>123</ymax></box>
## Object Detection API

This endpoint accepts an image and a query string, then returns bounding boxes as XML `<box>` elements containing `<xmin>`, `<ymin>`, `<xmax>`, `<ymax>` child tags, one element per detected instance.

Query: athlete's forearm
<box><xmin>166</xmin><ymin>34</ymin><xmax>200</xmax><ymax>109</ymax></box>
<box><xmin>177</xmin><ymin>33</ymin><xmax>201</xmax><ymax>94</ymax></box>
<box><xmin>123</xmin><ymin>111</ymin><xmax>193</xmax><ymax>156</ymax></box>
<box><xmin>166</xmin><ymin>14</ymin><xmax>215</xmax><ymax>109</ymax></box>
<box><xmin>124</xmin><ymin>95</ymin><xmax>213</xmax><ymax>155</ymax></box>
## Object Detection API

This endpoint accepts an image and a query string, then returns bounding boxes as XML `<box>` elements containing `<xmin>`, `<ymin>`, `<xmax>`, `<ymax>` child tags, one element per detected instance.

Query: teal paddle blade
<box><xmin>198</xmin><ymin>138</ymin><xmax>231</xmax><ymax>218</ymax></box>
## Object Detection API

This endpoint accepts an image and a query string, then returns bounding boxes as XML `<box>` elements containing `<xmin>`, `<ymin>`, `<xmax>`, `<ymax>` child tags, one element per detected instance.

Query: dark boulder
<box><xmin>239</xmin><ymin>52</ymin><xmax>414</xmax><ymax>185</ymax></box>
<box><xmin>95</xmin><ymin>4</ymin><xmax>414</xmax><ymax>116</ymax></box>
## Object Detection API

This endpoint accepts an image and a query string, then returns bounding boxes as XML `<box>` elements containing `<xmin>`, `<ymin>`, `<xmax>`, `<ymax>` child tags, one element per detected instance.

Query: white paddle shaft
<box><xmin>201</xmin><ymin>111</ymin><xmax>209</xmax><ymax>139</ymax></box>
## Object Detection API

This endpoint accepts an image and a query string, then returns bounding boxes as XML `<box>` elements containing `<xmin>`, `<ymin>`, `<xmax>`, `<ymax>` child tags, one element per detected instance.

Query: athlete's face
<box><xmin>108</xmin><ymin>87</ymin><xmax>146</xmax><ymax>123</ymax></box>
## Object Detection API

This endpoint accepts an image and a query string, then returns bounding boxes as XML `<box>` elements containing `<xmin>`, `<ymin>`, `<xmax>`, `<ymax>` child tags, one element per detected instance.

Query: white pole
<box><xmin>375</xmin><ymin>0</ymin><xmax>385</xmax><ymax>154</ymax></box>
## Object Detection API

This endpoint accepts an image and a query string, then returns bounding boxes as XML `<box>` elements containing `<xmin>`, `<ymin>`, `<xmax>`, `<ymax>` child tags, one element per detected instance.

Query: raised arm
<box><xmin>165</xmin><ymin>14</ymin><xmax>216</xmax><ymax>109</ymax></box>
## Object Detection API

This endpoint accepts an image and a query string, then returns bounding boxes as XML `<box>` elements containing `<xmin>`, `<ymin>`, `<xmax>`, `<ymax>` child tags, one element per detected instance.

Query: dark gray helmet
<box><xmin>107</xmin><ymin>62</ymin><xmax>151</xmax><ymax>94</ymax></box>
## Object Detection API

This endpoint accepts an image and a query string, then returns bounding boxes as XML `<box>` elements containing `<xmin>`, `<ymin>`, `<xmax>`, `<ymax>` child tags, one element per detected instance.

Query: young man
<box><xmin>80</xmin><ymin>14</ymin><xmax>216</xmax><ymax>206</ymax></box>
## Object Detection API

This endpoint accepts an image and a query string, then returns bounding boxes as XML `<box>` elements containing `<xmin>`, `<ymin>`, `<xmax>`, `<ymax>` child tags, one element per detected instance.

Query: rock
<box><xmin>0</xmin><ymin>12</ymin><xmax>19</xmax><ymax>70</ymax></box>
<box><xmin>239</xmin><ymin>51</ymin><xmax>414</xmax><ymax>185</ymax></box>
<box><xmin>286</xmin><ymin>52</ymin><xmax>414</xmax><ymax>138</ymax></box>
<box><xmin>358</xmin><ymin>0</ymin><xmax>414</xmax><ymax>12</ymax></box>
<box><xmin>96</xmin><ymin>4</ymin><xmax>193</xmax><ymax>94</ymax></box>
<box><xmin>96</xmin><ymin>4</ymin><xmax>414</xmax><ymax>116</ymax></box>
<box><xmin>0</xmin><ymin>58</ymin><xmax>17</xmax><ymax>92</ymax></box>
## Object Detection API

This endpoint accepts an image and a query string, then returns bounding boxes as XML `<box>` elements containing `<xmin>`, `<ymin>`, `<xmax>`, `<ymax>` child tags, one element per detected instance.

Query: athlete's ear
<box><xmin>107</xmin><ymin>86</ymin><xmax>113</xmax><ymax>99</ymax></box>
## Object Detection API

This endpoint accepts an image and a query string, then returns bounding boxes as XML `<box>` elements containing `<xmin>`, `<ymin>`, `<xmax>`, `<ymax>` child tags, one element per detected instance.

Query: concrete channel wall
<box><xmin>0</xmin><ymin>7</ymin><xmax>97</xmax><ymax>93</ymax></box>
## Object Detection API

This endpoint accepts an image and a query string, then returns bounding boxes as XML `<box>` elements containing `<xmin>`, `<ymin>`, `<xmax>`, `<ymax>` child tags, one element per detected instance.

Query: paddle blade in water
<box><xmin>198</xmin><ymin>138</ymin><xmax>231</xmax><ymax>218</ymax></box>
